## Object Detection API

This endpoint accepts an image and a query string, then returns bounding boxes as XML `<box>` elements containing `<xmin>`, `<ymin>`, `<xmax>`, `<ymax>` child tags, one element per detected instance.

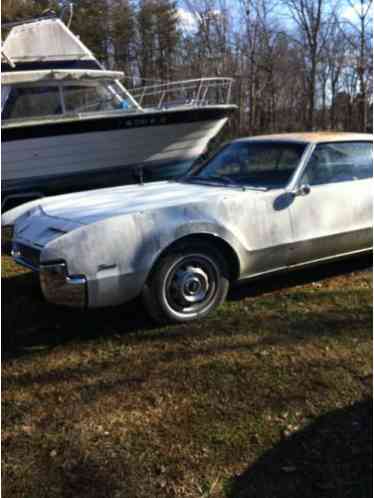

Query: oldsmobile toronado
<box><xmin>3</xmin><ymin>132</ymin><xmax>372</xmax><ymax>323</ymax></box>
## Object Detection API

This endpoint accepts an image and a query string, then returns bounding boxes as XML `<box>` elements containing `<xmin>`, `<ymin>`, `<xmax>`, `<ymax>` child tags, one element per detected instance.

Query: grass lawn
<box><xmin>2</xmin><ymin>254</ymin><xmax>373</xmax><ymax>498</ymax></box>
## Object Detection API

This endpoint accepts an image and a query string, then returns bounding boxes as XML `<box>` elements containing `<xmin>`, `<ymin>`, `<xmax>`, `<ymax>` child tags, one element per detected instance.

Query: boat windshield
<box><xmin>2</xmin><ymin>81</ymin><xmax>137</xmax><ymax>122</ymax></box>
<box><xmin>63</xmin><ymin>83</ymin><xmax>134</xmax><ymax>113</ymax></box>
<box><xmin>185</xmin><ymin>141</ymin><xmax>307</xmax><ymax>190</ymax></box>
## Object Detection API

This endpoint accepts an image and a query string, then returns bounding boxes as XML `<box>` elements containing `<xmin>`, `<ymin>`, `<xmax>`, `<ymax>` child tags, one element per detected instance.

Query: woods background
<box><xmin>2</xmin><ymin>0</ymin><xmax>373</xmax><ymax>137</ymax></box>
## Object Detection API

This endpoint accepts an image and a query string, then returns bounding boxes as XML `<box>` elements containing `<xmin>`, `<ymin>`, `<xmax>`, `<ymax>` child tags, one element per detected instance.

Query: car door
<box><xmin>240</xmin><ymin>186</ymin><xmax>295</xmax><ymax>277</ymax></box>
<box><xmin>230</xmin><ymin>141</ymin><xmax>307</xmax><ymax>278</ymax></box>
<box><xmin>289</xmin><ymin>141</ymin><xmax>373</xmax><ymax>266</ymax></box>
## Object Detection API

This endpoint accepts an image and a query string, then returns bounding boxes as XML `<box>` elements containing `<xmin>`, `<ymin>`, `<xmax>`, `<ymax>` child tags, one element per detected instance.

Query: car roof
<box><xmin>234</xmin><ymin>132</ymin><xmax>373</xmax><ymax>145</ymax></box>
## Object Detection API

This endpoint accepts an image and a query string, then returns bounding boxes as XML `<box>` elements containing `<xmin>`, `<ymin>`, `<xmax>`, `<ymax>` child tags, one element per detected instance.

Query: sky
<box><xmin>176</xmin><ymin>7</ymin><xmax>199</xmax><ymax>33</ymax></box>
<box><xmin>175</xmin><ymin>0</ymin><xmax>373</xmax><ymax>33</ymax></box>
<box><xmin>341</xmin><ymin>1</ymin><xmax>373</xmax><ymax>21</ymax></box>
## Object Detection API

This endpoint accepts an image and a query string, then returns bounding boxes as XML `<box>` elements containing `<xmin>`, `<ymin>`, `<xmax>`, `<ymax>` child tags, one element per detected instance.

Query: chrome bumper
<box><xmin>11</xmin><ymin>242</ymin><xmax>87</xmax><ymax>308</ymax></box>
<box><xmin>40</xmin><ymin>263</ymin><xmax>87</xmax><ymax>308</ymax></box>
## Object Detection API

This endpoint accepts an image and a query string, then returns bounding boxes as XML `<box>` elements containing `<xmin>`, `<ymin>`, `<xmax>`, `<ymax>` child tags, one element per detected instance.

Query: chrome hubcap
<box><xmin>173</xmin><ymin>266</ymin><xmax>209</xmax><ymax>304</ymax></box>
<box><xmin>165</xmin><ymin>254</ymin><xmax>218</xmax><ymax>314</ymax></box>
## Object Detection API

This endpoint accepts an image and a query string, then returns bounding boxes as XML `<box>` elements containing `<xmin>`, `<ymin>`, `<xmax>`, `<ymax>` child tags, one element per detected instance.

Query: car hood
<box><xmin>40</xmin><ymin>181</ymin><xmax>239</xmax><ymax>224</ymax></box>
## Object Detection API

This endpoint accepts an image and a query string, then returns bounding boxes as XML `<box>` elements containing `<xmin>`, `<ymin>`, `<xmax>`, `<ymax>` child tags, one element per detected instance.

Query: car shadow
<box><xmin>228</xmin><ymin>253</ymin><xmax>372</xmax><ymax>302</ymax></box>
<box><xmin>226</xmin><ymin>398</ymin><xmax>373</xmax><ymax>498</ymax></box>
<box><xmin>2</xmin><ymin>268</ymin><xmax>155</xmax><ymax>359</ymax></box>
<box><xmin>2</xmin><ymin>254</ymin><xmax>372</xmax><ymax>360</ymax></box>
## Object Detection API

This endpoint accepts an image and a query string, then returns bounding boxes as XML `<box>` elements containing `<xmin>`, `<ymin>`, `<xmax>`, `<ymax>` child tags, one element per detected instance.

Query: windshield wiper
<box><xmin>204</xmin><ymin>175</ymin><xmax>240</xmax><ymax>185</ymax></box>
<box><xmin>243</xmin><ymin>185</ymin><xmax>268</xmax><ymax>191</ymax></box>
<box><xmin>182</xmin><ymin>175</ymin><xmax>242</xmax><ymax>187</ymax></box>
<box><xmin>180</xmin><ymin>175</ymin><xmax>269</xmax><ymax>191</ymax></box>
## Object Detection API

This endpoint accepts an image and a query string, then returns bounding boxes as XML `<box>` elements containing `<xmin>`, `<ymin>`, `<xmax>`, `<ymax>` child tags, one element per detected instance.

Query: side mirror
<box><xmin>291</xmin><ymin>184</ymin><xmax>311</xmax><ymax>197</ymax></box>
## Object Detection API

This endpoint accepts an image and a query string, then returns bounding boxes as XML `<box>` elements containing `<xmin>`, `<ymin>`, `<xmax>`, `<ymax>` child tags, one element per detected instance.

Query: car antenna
<box><xmin>133</xmin><ymin>164</ymin><xmax>144</xmax><ymax>185</ymax></box>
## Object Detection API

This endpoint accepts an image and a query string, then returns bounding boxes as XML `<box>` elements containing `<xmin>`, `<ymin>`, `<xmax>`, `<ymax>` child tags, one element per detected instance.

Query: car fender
<box><xmin>2</xmin><ymin>194</ymin><xmax>68</xmax><ymax>227</ymax></box>
<box><xmin>40</xmin><ymin>205</ymin><xmax>247</xmax><ymax>305</ymax></box>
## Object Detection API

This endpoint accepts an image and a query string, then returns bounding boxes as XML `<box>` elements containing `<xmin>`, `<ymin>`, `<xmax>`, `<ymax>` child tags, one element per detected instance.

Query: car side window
<box><xmin>301</xmin><ymin>142</ymin><xmax>373</xmax><ymax>186</ymax></box>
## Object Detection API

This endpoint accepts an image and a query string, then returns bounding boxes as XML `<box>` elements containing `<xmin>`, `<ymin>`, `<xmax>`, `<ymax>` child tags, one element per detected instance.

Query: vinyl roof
<box><xmin>235</xmin><ymin>132</ymin><xmax>373</xmax><ymax>144</ymax></box>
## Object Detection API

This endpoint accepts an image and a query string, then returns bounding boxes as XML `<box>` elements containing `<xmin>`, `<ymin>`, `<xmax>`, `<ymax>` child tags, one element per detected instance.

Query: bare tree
<box><xmin>285</xmin><ymin>0</ymin><xmax>337</xmax><ymax>129</ymax></box>
<box><xmin>341</xmin><ymin>0</ymin><xmax>373</xmax><ymax>130</ymax></box>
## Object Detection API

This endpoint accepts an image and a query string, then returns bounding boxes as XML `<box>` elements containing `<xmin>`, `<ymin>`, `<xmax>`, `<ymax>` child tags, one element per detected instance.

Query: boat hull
<box><xmin>2</xmin><ymin>106</ymin><xmax>235</xmax><ymax>210</ymax></box>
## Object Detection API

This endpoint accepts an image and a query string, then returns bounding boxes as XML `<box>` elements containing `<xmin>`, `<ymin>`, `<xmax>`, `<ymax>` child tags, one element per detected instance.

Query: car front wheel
<box><xmin>142</xmin><ymin>243</ymin><xmax>230</xmax><ymax>324</ymax></box>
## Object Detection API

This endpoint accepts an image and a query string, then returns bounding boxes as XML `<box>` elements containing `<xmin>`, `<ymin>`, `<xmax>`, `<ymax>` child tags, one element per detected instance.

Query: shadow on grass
<box><xmin>225</xmin><ymin>398</ymin><xmax>373</xmax><ymax>498</ymax></box>
<box><xmin>2</xmin><ymin>254</ymin><xmax>372</xmax><ymax>360</ymax></box>
<box><xmin>2</xmin><ymin>278</ymin><xmax>152</xmax><ymax>359</ymax></box>
<box><xmin>3</xmin><ymin>432</ymin><xmax>129</xmax><ymax>498</ymax></box>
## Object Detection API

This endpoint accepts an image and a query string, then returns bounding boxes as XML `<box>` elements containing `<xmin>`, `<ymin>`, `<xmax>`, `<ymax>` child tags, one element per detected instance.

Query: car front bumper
<box><xmin>40</xmin><ymin>263</ymin><xmax>87</xmax><ymax>308</ymax></box>
<box><xmin>11</xmin><ymin>240</ymin><xmax>148</xmax><ymax>309</ymax></box>
<box><xmin>12</xmin><ymin>243</ymin><xmax>87</xmax><ymax>308</ymax></box>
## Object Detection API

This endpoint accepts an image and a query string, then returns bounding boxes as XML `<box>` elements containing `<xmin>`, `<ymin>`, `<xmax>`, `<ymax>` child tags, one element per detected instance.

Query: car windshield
<box><xmin>187</xmin><ymin>141</ymin><xmax>307</xmax><ymax>190</ymax></box>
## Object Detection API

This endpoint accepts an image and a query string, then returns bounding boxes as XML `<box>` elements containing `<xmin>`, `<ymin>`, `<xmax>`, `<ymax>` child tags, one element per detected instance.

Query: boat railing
<box><xmin>131</xmin><ymin>78</ymin><xmax>234</xmax><ymax>110</ymax></box>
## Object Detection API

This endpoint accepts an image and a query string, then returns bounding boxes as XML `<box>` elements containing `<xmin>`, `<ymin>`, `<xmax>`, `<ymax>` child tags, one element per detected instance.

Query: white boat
<box><xmin>1</xmin><ymin>16</ymin><xmax>236</xmax><ymax>210</ymax></box>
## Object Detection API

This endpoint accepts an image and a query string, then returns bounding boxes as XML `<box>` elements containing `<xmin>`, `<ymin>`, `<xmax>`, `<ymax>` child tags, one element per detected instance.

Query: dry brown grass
<box><xmin>2</xmin><ymin>254</ymin><xmax>373</xmax><ymax>497</ymax></box>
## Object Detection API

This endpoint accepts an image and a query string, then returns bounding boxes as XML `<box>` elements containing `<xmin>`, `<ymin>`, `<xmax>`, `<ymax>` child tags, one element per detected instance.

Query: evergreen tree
<box><xmin>136</xmin><ymin>0</ymin><xmax>179</xmax><ymax>82</ymax></box>
<box><xmin>2</xmin><ymin>0</ymin><xmax>58</xmax><ymax>24</ymax></box>
<box><xmin>109</xmin><ymin>0</ymin><xmax>135</xmax><ymax>75</ymax></box>
<box><xmin>69</xmin><ymin>0</ymin><xmax>111</xmax><ymax>65</ymax></box>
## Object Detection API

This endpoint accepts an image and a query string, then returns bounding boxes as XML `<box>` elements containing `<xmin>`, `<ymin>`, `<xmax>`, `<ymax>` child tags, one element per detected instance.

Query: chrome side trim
<box><xmin>237</xmin><ymin>246</ymin><xmax>372</xmax><ymax>285</ymax></box>
<box><xmin>40</xmin><ymin>262</ymin><xmax>87</xmax><ymax>308</ymax></box>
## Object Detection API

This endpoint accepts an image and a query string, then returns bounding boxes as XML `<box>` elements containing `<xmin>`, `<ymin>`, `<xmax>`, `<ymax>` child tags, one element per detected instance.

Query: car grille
<box><xmin>14</xmin><ymin>243</ymin><xmax>41</xmax><ymax>269</ymax></box>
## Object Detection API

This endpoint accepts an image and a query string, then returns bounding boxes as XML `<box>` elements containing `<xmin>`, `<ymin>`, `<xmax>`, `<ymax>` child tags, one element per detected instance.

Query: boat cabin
<box><xmin>2</xmin><ymin>69</ymin><xmax>139</xmax><ymax>125</ymax></box>
<box><xmin>1</xmin><ymin>17</ymin><xmax>140</xmax><ymax>126</ymax></box>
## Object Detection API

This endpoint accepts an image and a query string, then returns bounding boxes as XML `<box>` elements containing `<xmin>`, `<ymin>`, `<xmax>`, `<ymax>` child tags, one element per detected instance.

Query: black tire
<box><xmin>142</xmin><ymin>242</ymin><xmax>230</xmax><ymax>324</ymax></box>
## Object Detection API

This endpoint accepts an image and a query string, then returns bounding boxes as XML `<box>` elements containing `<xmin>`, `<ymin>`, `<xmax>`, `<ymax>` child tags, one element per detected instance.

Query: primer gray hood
<box><xmin>41</xmin><ymin>181</ymin><xmax>237</xmax><ymax>224</ymax></box>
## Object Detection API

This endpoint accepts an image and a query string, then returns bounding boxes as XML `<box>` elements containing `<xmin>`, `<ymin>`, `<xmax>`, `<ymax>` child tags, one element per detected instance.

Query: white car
<box><xmin>3</xmin><ymin>132</ymin><xmax>373</xmax><ymax>323</ymax></box>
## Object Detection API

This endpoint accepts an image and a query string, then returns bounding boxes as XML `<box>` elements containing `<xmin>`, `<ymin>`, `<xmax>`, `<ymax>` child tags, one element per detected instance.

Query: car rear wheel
<box><xmin>142</xmin><ymin>243</ymin><xmax>230</xmax><ymax>324</ymax></box>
